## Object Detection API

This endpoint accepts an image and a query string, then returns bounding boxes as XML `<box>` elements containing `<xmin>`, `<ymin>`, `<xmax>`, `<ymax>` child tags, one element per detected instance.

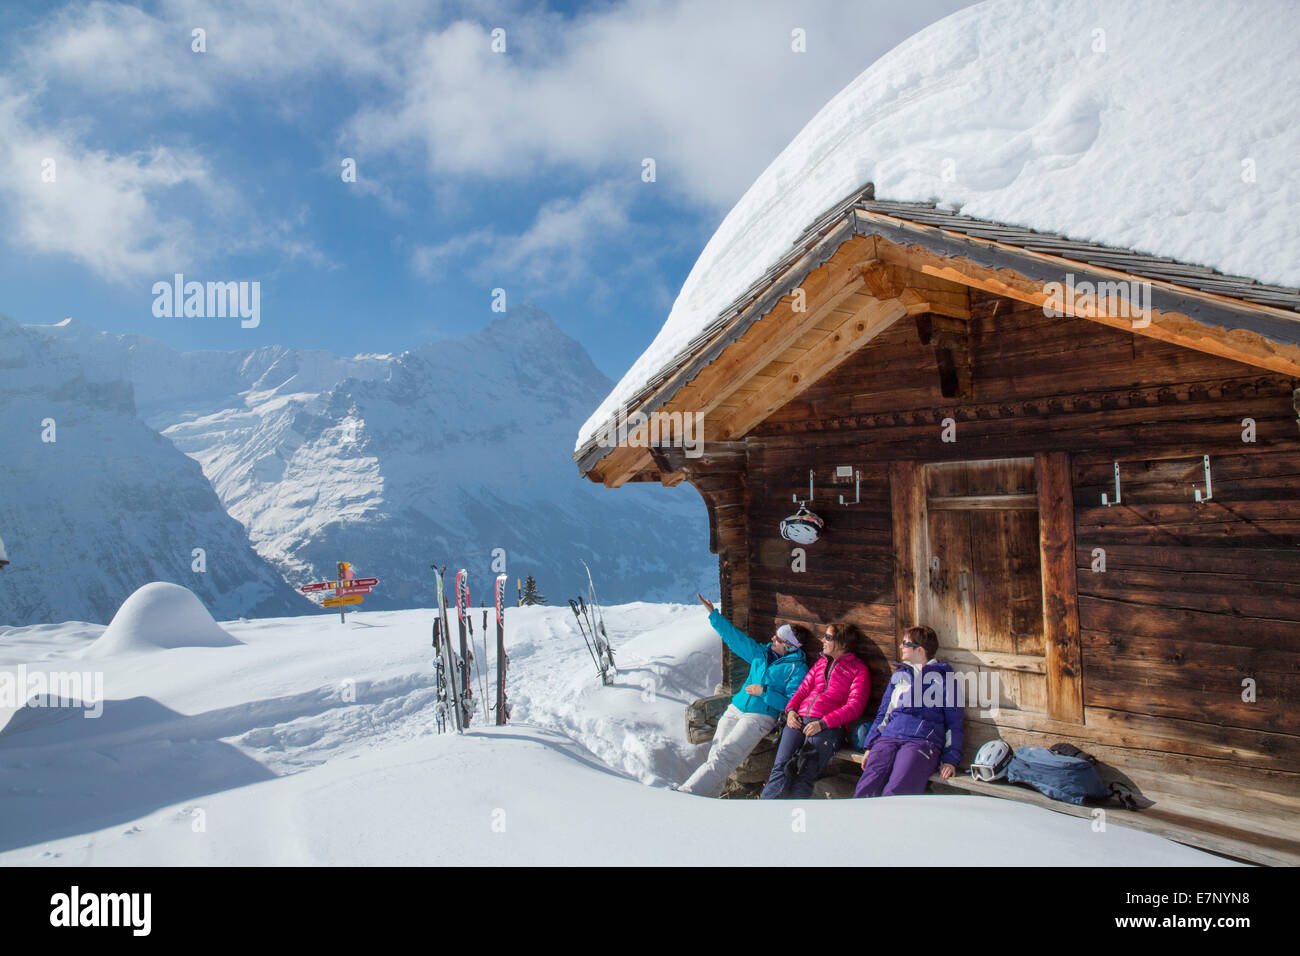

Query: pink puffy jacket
<box><xmin>786</xmin><ymin>653</ymin><xmax>869</xmax><ymax>729</ymax></box>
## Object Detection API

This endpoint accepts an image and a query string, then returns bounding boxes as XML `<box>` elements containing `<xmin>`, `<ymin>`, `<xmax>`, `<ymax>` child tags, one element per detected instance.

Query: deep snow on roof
<box><xmin>577</xmin><ymin>0</ymin><xmax>1300</xmax><ymax>452</ymax></box>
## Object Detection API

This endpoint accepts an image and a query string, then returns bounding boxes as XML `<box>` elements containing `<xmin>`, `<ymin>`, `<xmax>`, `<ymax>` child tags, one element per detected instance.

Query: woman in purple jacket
<box><xmin>853</xmin><ymin>624</ymin><xmax>963</xmax><ymax>797</ymax></box>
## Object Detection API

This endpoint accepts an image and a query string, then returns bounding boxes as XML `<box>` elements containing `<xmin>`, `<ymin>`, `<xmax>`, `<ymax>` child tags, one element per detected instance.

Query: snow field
<box><xmin>0</xmin><ymin>595</ymin><xmax>1232</xmax><ymax>865</ymax></box>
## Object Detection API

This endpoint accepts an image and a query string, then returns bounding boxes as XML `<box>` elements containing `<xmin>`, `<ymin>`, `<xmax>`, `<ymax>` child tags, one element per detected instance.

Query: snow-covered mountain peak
<box><xmin>14</xmin><ymin>308</ymin><xmax>712</xmax><ymax>617</ymax></box>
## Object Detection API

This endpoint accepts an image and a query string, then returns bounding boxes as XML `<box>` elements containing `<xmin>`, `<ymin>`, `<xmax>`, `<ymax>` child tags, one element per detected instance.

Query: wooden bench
<box><xmin>829</xmin><ymin>748</ymin><xmax>1298</xmax><ymax>866</ymax></box>
<box><xmin>690</xmin><ymin>697</ymin><xmax>1298</xmax><ymax>864</ymax></box>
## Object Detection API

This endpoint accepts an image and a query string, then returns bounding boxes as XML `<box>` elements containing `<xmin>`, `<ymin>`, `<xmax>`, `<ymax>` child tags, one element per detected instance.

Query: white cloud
<box><xmin>21</xmin><ymin>0</ymin><xmax>430</xmax><ymax>104</ymax></box>
<box><xmin>0</xmin><ymin>82</ymin><xmax>325</xmax><ymax>282</ymax></box>
<box><xmin>412</xmin><ymin>180</ymin><xmax>634</xmax><ymax>290</ymax></box>
<box><xmin>30</xmin><ymin>2</ymin><xmax>211</xmax><ymax>104</ymax></box>
<box><xmin>346</xmin><ymin>0</ymin><xmax>974</xmax><ymax>209</ymax></box>
<box><xmin>0</xmin><ymin>0</ymin><xmax>974</xmax><ymax>284</ymax></box>
<box><xmin>0</xmin><ymin>87</ymin><xmax>214</xmax><ymax>281</ymax></box>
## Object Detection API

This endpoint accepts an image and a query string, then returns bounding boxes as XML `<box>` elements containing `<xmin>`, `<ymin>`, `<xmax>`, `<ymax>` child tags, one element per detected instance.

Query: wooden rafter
<box><xmin>861</xmin><ymin>258</ymin><xmax>970</xmax><ymax>318</ymax></box>
<box><xmin>869</xmin><ymin>232</ymin><xmax>1300</xmax><ymax>379</ymax></box>
<box><xmin>712</xmin><ymin>296</ymin><xmax>907</xmax><ymax>441</ymax></box>
<box><xmin>597</xmin><ymin>237</ymin><xmax>880</xmax><ymax>486</ymax></box>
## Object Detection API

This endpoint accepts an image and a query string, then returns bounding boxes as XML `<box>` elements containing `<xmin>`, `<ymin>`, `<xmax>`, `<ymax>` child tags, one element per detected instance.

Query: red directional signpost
<box><xmin>299</xmin><ymin>562</ymin><xmax>379</xmax><ymax>623</ymax></box>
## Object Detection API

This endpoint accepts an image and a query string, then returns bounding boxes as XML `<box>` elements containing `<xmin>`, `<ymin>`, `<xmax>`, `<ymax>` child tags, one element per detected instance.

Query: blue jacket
<box><xmin>709</xmin><ymin>610</ymin><xmax>807</xmax><ymax>719</ymax></box>
<box><xmin>859</xmin><ymin>661</ymin><xmax>964</xmax><ymax>766</ymax></box>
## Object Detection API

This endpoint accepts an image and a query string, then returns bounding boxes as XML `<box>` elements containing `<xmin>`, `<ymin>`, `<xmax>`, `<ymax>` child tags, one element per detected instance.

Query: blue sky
<box><xmin>0</xmin><ymin>0</ymin><xmax>973</xmax><ymax>380</ymax></box>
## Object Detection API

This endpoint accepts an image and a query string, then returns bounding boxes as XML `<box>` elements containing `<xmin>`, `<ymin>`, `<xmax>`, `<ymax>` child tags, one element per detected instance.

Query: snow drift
<box><xmin>83</xmin><ymin>583</ymin><xmax>239</xmax><ymax>658</ymax></box>
<box><xmin>0</xmin><ymin>602</ymin><xmax>1231</xmax><ymax>865</ymax></box>
<box><xmin>578</xmin><ymin>0</ymin><xmax>1300</xmax><ymax>450</ymax></box>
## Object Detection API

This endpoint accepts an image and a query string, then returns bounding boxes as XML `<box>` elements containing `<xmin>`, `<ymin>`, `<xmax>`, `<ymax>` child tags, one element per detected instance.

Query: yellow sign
<box><xmin>322</xmin><ymin>595</ymin><xmax>365</xmax><ymax>608</ymax></box>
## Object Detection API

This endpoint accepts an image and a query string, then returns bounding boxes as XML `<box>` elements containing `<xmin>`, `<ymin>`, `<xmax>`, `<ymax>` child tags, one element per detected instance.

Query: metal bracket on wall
<box><xmin>838</xmin><ymin>469</ymin><xmax>861</xmax><ymax>506</ymax></box>
<box><xmin>792</xmin><ymin>469</ymin><xmax>815</xmax><ymax>506</ymax></box>
<box><xmin>1101</xmin><ymin>461</ymin><xmax>1121</xmax><ymax>507</ymax></box>
<box><xmin>1194</xmin><ymin>455</ymin><xmax>1213</xmax><ymax>504</ymax></box>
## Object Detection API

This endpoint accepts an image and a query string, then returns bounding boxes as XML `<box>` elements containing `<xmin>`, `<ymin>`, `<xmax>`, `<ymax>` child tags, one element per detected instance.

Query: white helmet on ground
<box><xmin>969</xmin><ymin>739</ymin><xmax>1013</xmax><ymax>781</ymax></box>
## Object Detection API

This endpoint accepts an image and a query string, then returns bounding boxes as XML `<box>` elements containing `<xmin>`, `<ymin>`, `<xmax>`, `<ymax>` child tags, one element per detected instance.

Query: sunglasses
<box><xmin>902</xmin><ymin>640</ymin><xmax>922</xmax><ymax>648</ymax></box>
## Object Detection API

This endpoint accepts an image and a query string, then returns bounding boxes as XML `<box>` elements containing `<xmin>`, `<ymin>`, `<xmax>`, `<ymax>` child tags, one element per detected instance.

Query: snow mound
<box><xmin>83</xmin><ymin>583</ymin><xmax>240</xmax><ymax>658</ymax></box>
<box><xmin>578</xmin><ymin>0</ymin><xmax>1300</xmax><ymax>450</ymax></box>
<box><xmin>506</xmin><ymin>602</ymin><xmax>715</xmax><ymax>784</ymax></box>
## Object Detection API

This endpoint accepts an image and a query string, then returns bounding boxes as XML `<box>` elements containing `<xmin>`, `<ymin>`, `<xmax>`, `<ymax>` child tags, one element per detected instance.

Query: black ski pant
<box><xmin>759</xmin><ymin>719</ymin><xmax>844</xmax><ymax>799</ymax></box>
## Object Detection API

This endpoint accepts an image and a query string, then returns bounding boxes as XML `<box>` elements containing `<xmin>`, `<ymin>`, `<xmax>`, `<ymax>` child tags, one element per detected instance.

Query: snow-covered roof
<box><xmin>576</xmin><ymin>0</ymin><xmax>1300</xmax><ymax>453</ymax></box>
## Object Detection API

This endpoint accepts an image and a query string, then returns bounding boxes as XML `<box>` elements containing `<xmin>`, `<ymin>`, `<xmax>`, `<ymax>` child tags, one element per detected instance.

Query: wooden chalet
<box><xmin>575</xmin><ymin>184</ymin><xmax>1300</xmax><ymax>865</ymax></box>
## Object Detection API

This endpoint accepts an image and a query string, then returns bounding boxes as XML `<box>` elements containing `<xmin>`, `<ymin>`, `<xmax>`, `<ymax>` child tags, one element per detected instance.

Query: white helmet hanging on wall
<box><xmin>969</xmin><ymin>739</ymin><xmax>1014</xmax><ymax>781</ymax></box>
<box><xmin>779</xmin><ymin>506</ymin><xmax>824</xmax><ymax>545</ymax></box>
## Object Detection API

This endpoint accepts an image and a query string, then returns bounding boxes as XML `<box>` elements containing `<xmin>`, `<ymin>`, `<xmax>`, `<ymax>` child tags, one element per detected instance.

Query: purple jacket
<box><xmin>860</xmin><ymin>660</ymin><xmax>964</xmax><ymax>766</ymax></box>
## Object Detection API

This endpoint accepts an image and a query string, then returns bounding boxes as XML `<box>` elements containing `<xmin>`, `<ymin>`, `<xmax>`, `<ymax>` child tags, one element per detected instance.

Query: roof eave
<box><xmin>576</xmin><ymin>199</ymin><xmax>1300</xmax><ymax>481</ymax></box>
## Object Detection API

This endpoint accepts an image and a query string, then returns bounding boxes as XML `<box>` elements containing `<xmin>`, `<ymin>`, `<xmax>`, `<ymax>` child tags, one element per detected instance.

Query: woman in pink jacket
<box><xmin>760</xmin><ymin>623</ymin><xmax>870</xmax><ymax>799</ymax></box>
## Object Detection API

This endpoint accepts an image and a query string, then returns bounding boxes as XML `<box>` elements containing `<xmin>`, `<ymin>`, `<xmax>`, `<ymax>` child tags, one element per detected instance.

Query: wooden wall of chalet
<box><xmin>706</xmin><ymin>291</ymin><xmax>1298</xmax><ymax>848</ymax></box>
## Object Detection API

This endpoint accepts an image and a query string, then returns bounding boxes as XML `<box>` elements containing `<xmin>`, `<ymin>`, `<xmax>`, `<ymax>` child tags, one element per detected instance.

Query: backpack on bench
<box><xmin>1005</xmin><ymin>744</ymin><xmax>1139</xmax><ymax>809</ymax></box>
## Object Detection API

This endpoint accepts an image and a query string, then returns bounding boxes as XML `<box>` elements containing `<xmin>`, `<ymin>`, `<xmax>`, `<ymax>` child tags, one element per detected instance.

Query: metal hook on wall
<box><xmin>1194</xmin><ymin>455</ymin><xmax>1213</xmax><ymax>503</ymax></box>
<box><xmin>1101</xmin><ymin>461</ymin><xmax>1121</xmax><ymax>507</ymax></box>
<box><xmin>839</xmin><ymin>470</ymin><xmax>861</xmax><ymax>506</ymax></box>
<box><xmin>792</xmin><ymin>469</ymin><xmax>815</xmax><ymax>506</ymax></box>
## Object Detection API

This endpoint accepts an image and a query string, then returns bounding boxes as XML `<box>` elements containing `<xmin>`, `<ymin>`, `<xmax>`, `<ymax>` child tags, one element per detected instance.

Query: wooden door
<box><xmin>920</xmin><ymin>459</ymin><xmax>1047</xmax><ymax>715</ymax></box>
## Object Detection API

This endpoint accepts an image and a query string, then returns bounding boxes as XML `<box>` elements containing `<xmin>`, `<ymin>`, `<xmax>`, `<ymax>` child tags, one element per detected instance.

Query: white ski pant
<box><xmin>678</xmin><ymin>704</ymin><xmax>776</xmax><ymax>797</ymax></box>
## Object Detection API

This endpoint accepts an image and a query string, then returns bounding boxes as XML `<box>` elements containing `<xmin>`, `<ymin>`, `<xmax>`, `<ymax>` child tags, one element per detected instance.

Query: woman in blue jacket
<box><xmin>678</xmin><ymin>594</ymin><xmax>810</xmax><ymax>796</ymax></box>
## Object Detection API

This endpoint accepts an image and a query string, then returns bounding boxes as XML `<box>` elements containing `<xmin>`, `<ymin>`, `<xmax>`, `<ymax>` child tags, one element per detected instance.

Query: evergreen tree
<box><xmin>521</xmin><ymin>574</ymin><xmax>546</xmax><ymax>606</ymax></box>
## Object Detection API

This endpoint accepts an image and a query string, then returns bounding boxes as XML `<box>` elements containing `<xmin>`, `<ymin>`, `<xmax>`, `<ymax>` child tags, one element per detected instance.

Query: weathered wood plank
<box><xmin>1081</xmin><ymin>629</ymin><xmax>1299</xmax><ymax>677</ymax></box>
<box><xmin>1077</xmin><ymin>569</ymin><xmax>1300</xmax><ymax>620</ymax></box>
<box><xmin>1072</xmin><ymin>543</ymin><xmax>1300</xmax><ymax>583</ymax></box>
<box><xmin>925</xmin><ymin>507</ymin><xmax>978</xmax><ymax>650</ymax></box>
<box><xmin>889</xmin><ymin>461</ymin><xmax>923</xmax><ymax>642</ymax></box>
<box><xmin>943</xmin><ymin>648</ymin><xmax>1048</xmax><ymax>674</ymax></box>
<box><xmin>1084</xmin><ymin>666</ymin><xmax>1288</xmax><ymax>731</ymax></box>
<box><xmin>1078</xmin><ymin>596</ymin><xmax>1300</xmax><ymax>649</ymax></box>
<box><xmin>1037</xmin><ymin>451</ymin><xmax>1084</xmax><ymax>723</ymax></box>
<box><xmin>928</xmin><ymin>494</ymin><xmax>1039</xmax><ymax>510</ymax></box>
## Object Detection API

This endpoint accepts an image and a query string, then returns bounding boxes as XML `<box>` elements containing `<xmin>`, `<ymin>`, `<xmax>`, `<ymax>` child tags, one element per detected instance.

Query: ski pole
<box><xmin>579</xmin><ymin>596</ymin><xmax>611</xmax><ymax>683</ymax></box>
<box><xmin>568</xmin><ymin>598</ymin><xmax>600</xmax><ymax>672</ymax></box>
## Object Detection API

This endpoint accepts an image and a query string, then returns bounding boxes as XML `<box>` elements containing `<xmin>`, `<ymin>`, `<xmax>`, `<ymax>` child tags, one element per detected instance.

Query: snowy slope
<box><xmin>0</xmin><ymin>315</ymin><xmax>312</xmax><ymax>625</ymax></box>
<box><xmin>578</xmin><ymin>0</ymin><xmax>1300</xmax><ymax>450</ymax></box>
<box><xmin>0</xmin><ymin>601</ymin><xmax>1229</xmax><ymax>866</ymax></box>
<box><xmin>33</xmin><ymin>307</ymin><xmax>713</xmax><ymax>609</ymax></box>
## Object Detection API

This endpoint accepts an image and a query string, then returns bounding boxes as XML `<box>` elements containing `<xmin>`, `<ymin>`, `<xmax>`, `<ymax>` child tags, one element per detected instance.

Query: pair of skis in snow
<box><xmin>568</xmin><ymin>560</ymin><xmax>615</xmax><ymax>685</ymax></box>
<box><xmin>431</xmin><ymin>566</ymin><xmax>510</xmax><ymax>733</ymax></box>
